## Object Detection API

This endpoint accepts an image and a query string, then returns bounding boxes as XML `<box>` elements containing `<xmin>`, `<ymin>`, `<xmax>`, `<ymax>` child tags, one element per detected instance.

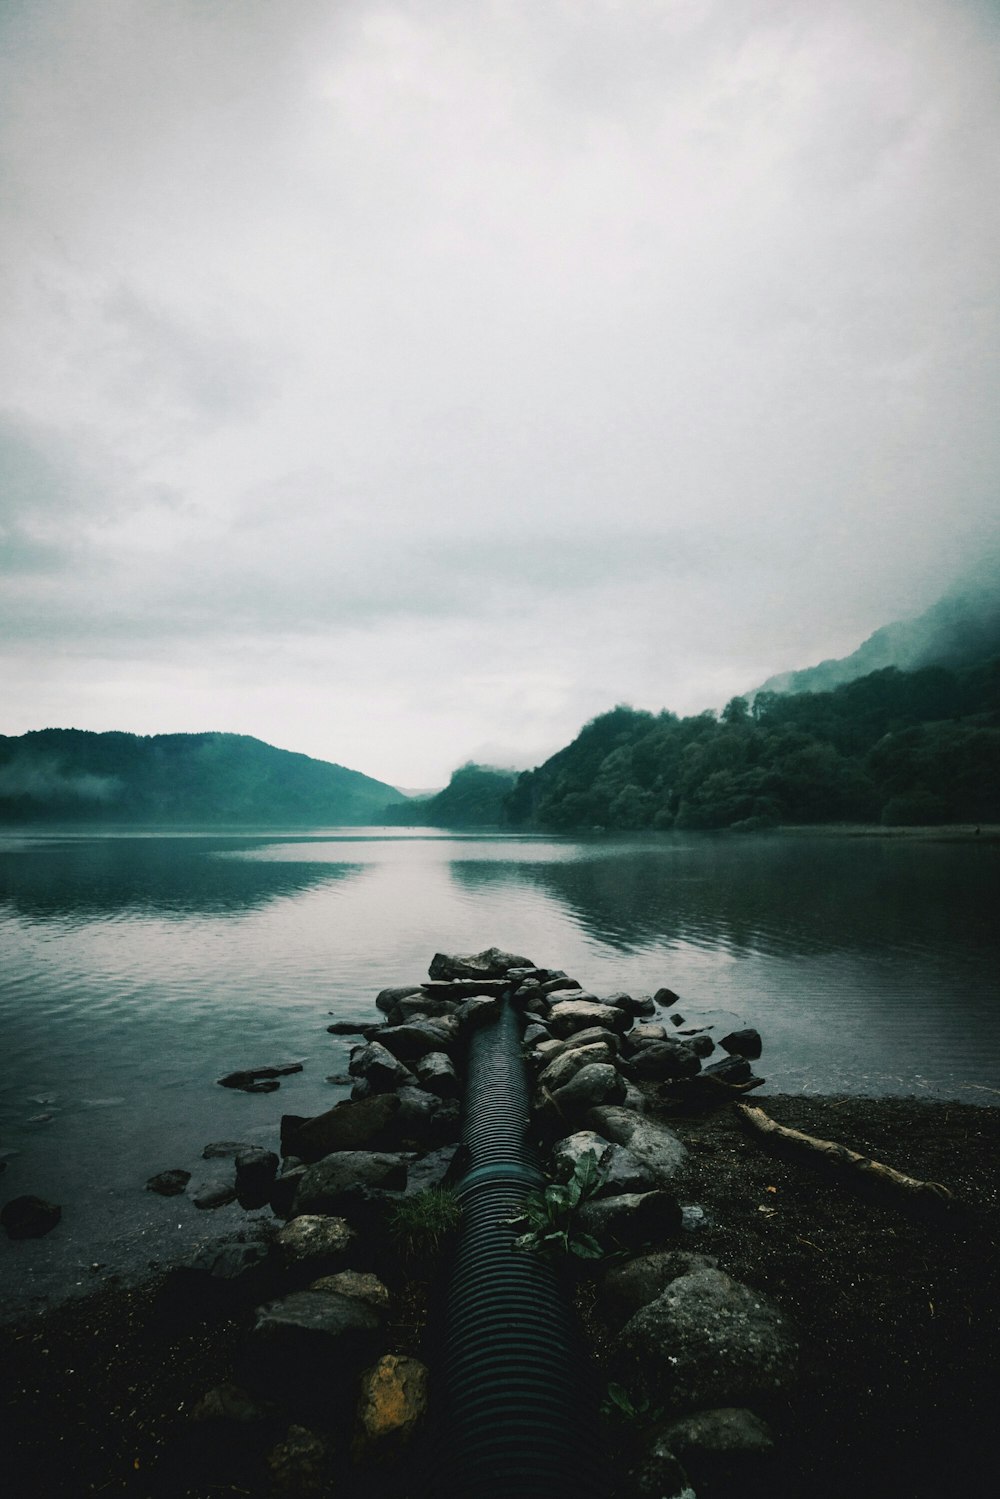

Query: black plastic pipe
<box><xmin>436</xmin><ymin>996</ymin><xmax>607</xmax><ymax>1499</ymax></box>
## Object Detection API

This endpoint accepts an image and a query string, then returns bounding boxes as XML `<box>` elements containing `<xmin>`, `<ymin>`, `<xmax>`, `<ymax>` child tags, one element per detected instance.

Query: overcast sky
<box><xmin>2</xmin><ymin>0</ymin><xmax>998</xmax><ymax>788</ymax></box>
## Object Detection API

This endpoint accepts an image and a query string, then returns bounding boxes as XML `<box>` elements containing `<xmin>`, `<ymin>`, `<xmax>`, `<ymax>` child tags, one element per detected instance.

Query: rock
<box><xmin>394</xmin><ymin>1087</ymin><xmax>460</xmax><ymax>1150</ymax></box>
<box><xmin>623</xmin><ymin>1041</ymin><xmax>702</xmax><ymax>1082</ymax></box>
<box><xmin>235</xmin><ymin>1147</ymin><xmax>279</xmax><ymax>1208</ymax></box>
<box><xmin>282</xmin><ymin>1093</ymin><xmax>402</xmax><ymax>1162</ymax></box>
<box><xmin>420</xmin><ymin>978</ymin><xmax>509</xmax><ymax>999</ymax></box>
<box><xmin>588</xmin><ymin>1107</ymin><xmax>687</xmax><ymax>1185</ymax></box>
<box><xmin>401</xmin><ymin>1145</ymin><xmax>461</xmax><ymax>1196</ymax></box>
<box><xmin>310</xmin><ymin>1270</ymin><xmax>390</xmax><ymax>1311</ymax></box>
<box><xmin>413</xmin><ymin>1051</ymin><xmax>460</xmax><ymax>1098</ymax></box>
<box><xmin>270</xmin><ymin>1165</ymin><xmax>307</xmax><ymax>1218</ymax></box>
<box><xmin>616</xmin><ymin>1267</ymin><xmax>799</xmax><ymax>1412</ymax></box>
<box><xmin>547</xmin><ymin>1000</ymin><xmax>631</xmax><ymax>1038</ymax></box>
<box><xmin>556</xmin><ymin>1025</ymin><xmax>623</xmax><ymax>1055</ymax></box>
<box><xmin>617</xmin><ymin>993</ymin><xmax>656</xmax><ymax>1017</ymax></box>
<box><xmin>326</xmin><ymin>1020</ymin><xmax>372</xmax><ymax>1035</ymax></box>
<box><xmin>549</xmin><ymin>1062</ymin><xmax>627</xmax><ymax>1116</ymax></box>
<box><xmin>202</xmin><ymin>1140</ymin><xmax>256</xmax><ymax>1159</ymax></box>
<box><xmin>523</xmin><ymin>1022</ymin><xmax>550</xmax><ymax>1046</ymax></box>
<box><xmin>1</xmin><ymin>1195</ymin><xmax>61</xmax><ymax>1239</ymax></box>
<box><xmin>293</xmin><ymin>1152</ymin><xmax>410</xmax><ymax>1216</ymax></box>
<box><xmin>654</xmin><ymin>988</ymin><xmax>681</xmax><ymax>1006</ymax></box>
<box><xmin>538</xmin><ymin>1041</ymin><xmax>618</xmax><ymax>1096</ymax></box>
<box><xmin>375</xmin><ymin>1020</ymin><xmax>458</xmax><ymax>1061</ymax></box>
<box><xmin>190</xmin><ymin>1382</ymin><xmax>268</xmax><ymax>1424</ymax></box>
<box><xmin>655</xmin><ymin>1407</ymin><xmax>774</xmax><ymax>1494</ymax></box>
<box><xmin>631</xmin><ymin>1439</ymin><xmax>692</xmax><ymax>1499</ymax></box>
<box><xmin>165</xmin><ymin>1240</ymin><xmax>273</xmax><ymax>1308</ymax></box>
<box><xmin>600</xmin><ymin>1250</ymin><xmax>720</xmax><ymax>1330</ymax></box>
<box><xmin>275</xmin><ymin>1214</ymin><xmax>355</xmax><ymax>1270</ymax></box>
<box><xmin>146</xmin><ymin>1169</ymin><xmax>190</xmax><ymax>1196</ymax></box>
<box><xmin>355</xmin><ymin>1355</ymin><xmax>430</xmax><ymax>1457</ymax></box>
<box><xmin>685</xmin><ymin>1033</ymin><xmax>715</xmax><ymax>1058</ymax></box>
<box><xmin>428</xmin><ymin>947</ymin><xmax>534</xmax><ymax>981</ymax></box>
<box><xmin>265</xmin><ymin>1424</ymin><xmax>331</xmax><ymax>1493</ymax></box>
<box><xmin>625</xmin><ymin>1025</ymin><xmax>669</xmax><ymax>1049</ymax></box>
<box><xmin>532</xmin><ymin>1038</ymin><xmax>563</xmax><ymax>1063</ymax></box>
<box><xmin>454</xmin><ymin>995</ymin><xmax>502</xmax><ymax>1029</ymax></box>
<box><xmin>247</xmin><ymin>1292</ymin><xmax>383</xmax><ymax>1401</ymax></box>
<box><xmin>217</xmin><ymin>1064</ymin><xmax>303</xmax><ymax>1092</ymax></box>
<box><xmin>539</xmin><ymin>975</ymin><xmax>582</xmax><ymax>995</ymax></box>
<box><xmin>192</xmin><ymin>1180</ymin><xmax>237</xmax><ymax>1210</ymax></box>
<box><xmin>348</xmin><ymin>1041</ymin><xmax>415</xmax><ymax>1092</ymax></box>
<box><xmin>375</xmin><ymin>984</ymin><xmax>423</xmax><ymax>1014</ymax></box>
<box><xmin>578</xmin><ymin>1190</ymin><xmax>682</xmax><ymax>1251</ymax></box>
<box><xmin>719</xmin><ymin>1028</ymin><xmax>763</xmax><ymax>1060</ymax></box>
<box><xmin>389</xmin><ymin>995</ymin><xmax>462</xmax><ymax>1023</ymax></box>
<box><xmin>701</xmin><ymin>1055</ymin><xmax>753</xmax><ymax>1084</ymax></box>
<box><xmin>551</xmin><ymin>1131</ymin><xmax>659</xmax><ymax>1198</ymax></box>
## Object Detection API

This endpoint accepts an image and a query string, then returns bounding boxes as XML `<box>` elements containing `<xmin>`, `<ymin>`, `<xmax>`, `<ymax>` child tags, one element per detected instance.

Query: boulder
<box><xmin>685</xmin><ymin>1033</ymin><xmax>715</xmax><ymax>1058</ymax></box>
<box><xmin>615</xmin><ymin>1267</ymin><xmax>798</xmax><ymax>1412</ymax></box>
<box><xmin>265</xmin><ymin>1424</ymin><xmax>331</xmax><ymax>1493</ymax></box>
<box><xmin>428</xmin><ymin>947</ymin><xmax>534</xmax><ymax>981</ymax></box>
<box><xmin>1</xmin><ymin>1195</ymin><xmax>61</xmax><ymax>1239</ymax></box>
<box><xmin>539</xmin><ymin>976</ymin><xmax>582</xmax><ymax>995</ymax></box>
<box><xmin>309</xmin><ymin>1270</ymin><xmax>390</xmax><ymax>1311</ymax></box>
<box><xmin>624</xmin><ymin>1025</ymin><xmax>669</xmax><ymax>1050</ymax></box>
<box><xmin>588</xmin><ymin>1107</ymin><xmax>687</xmax><ymax>1185</ymax></box>
<box><xmin>719</xmin><ymin>1028</ymin><xmax>763</xmax><ymax>1060</ymax></box>
<box><xmin>270</xmin><ymin>1165</ymin><xmax>307</xmax><ymax>1218</ymax></box>
<box><xmin>281</xmin><ymin>1093</ymin><xmax>402</xmax><ymax>1162</ymax></box>
<box><xmin>654</xmin><ymin>987</ymin><xmax>681</xmax><ymax>1006</ymax></box>
<box><xmin>600</xmin><ymin>1250</ymin><xmax>719</xmax><ymax>1330</ymax></box>
<box><xmin>326</xmin><ymin>1020</ymin><xmax>372</xmax><ymax>1036</ymax></box>
<box><xmin>192</xmin><ymin>1179</ymin><xmax>237</xmax><ymax>1211</ymax></box>
<box><xmin>654</xmin><ymin>1407</ymin><xmax>774</xmax><ymax>1495</ymax></box>
<box><xmin>413</xmin><ymin>1051</ymin><xmax>460</xmax><ymax>1099</ymax></box>
<box><xmin>275</xmin><ymin>1214</ymin><xmax>355</xmax><ymax>1271</ymax></box>
<box><xmin>556</xmin><ymin>1025</ymin><xmax>622</xmax><ymax>1055</ymax></box>
<box><xmin>701</xmin><ymin>1055</ymin><xmax>754</xmax><ymax>1084</ymax></box>
<box><xmin>623</xmin><ymin>1041</ymin><xmax>701</xmax><ymax>1082</ymax></box>
<box><xmin>454</xmin><ymin>995</ymin><xmax>502</xmax><ymax>1030</ymax></box>
<box><xmin>537</xmin><ymin>1041</ymin><xmax>617</xmax><ymax>1096</ymax></box>
<box><xmin>165</xmin><ymin>1240</ymin><xmax>273</xmax><ymax>1309</ymax></box>
<box><xmin>235</xmin><ymin>1147</ymin><xmax>280</xmax><ymax>1208</ymax></box>
<box><xmin>616</xmin><ymin>993</ymin><xmax>656</xmax><ymax>1017</ymax></box>
<box><xmin>190</xmin><ymin>1382</ymin><xmax>269</xmax><ymax>1424</ymax></box>
<box><xmin>348</xmin><ymin>1041</ymin><xmax>415</xmax><ymax>1092</ymax></box>
<box><xmin>548</xmin><ymin>1062</ymin><xmax>627</xmax><ymax>1116</ymax></box>
<box><xmin>389</xmin><ymin>995</ymin><xmax>462</xmax><ymax>1024</ymax></box>
<box><xmin>146</xmin><ymin>1169</ymin><xmax>190</xmax><ymax>1197</ymax></box>
<box><xmin>547</xmin><ymin>1000</ymin><xmax>630</xmax><ymax>1039</ymax></box>
<box><xmin>293</xmin><ymin>1152</ymin><xmax>409</xmax><ymax>1216</ymax></box>
<box><xmin>246</xmin><ymin>1291</ymin><xmax>383</xmax><ymax>1398</ymax></box>
<box><xmin>522</xmin><ymin>1022</ymin><xmax>550</xmax><ymax>1046</ymax></box>
<box><xmin>354</xmin><ymin>1354</ymin><xmax>430</xmax><ymax>1458</ymax></box>
<box><xmin>202</xmin><ymin>1140</ymin><xmax>256</xmax><ymax>1159</ymax></box>
<box><xmin>375</xmin><ymin>984</ymin><xmax>423</xmax><ymax>1014</ymax></box>
<box><xmin>394</xmin><ymin>1087</ymin><xmax>460</xmax><ymax>1150</ymax></box>
<box><xmin>551</xmin><ymin>1131</ymin><xmax>659</xmax><ymax>1199</ymax></box>
<box><xmin>400</xmin><ymin>1144</ymin><xmax>460</xmax><ymax>1197</ymax></box>
<box><xmin>374</xmin><ymin>1020</ymin><xmax>458</xmax><ymax>1061</ymax></box>
<box><xmin>419</xmin><ymin>978</ymin><xmax>509</xmax><ymax>998</ymax></box>
<box><xmin>631</xmin><ymin>1439</ymin><xmax>691</xmax><ymax>1499</ymax></box>
<box><xmin>578</xmin><ymin>1190</ymin><xmax>682</xmax><ymax>1251</ymax></box>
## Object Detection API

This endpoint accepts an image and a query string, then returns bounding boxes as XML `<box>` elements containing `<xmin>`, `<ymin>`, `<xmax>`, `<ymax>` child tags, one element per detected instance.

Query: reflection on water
<box><xmin>0</xmin><ymin>827</ymin><xmax>998</xmax><ymax>1314</ymax></box>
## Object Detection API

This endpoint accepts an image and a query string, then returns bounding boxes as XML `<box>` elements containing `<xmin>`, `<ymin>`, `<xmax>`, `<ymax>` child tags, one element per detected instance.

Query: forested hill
<box><xmin>380</xmin><ymin>762</ymin><xmax>517</xmax><ymax>827</ymax></box>
<box><xmin>504</xmin><ymin>655</ymin><xmax>1000</xmax><ymax>831</ymax></box>
<box><xmin>0</xmin><ymin>730</ymin><xmax>401</xmax><ymax>825</ymax></box>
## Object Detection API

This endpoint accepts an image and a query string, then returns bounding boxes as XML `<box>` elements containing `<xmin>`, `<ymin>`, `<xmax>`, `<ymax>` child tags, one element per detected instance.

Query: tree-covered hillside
<box><xmin>504</xmin><ymin>657</ymin><xmax>1000</xmax><ymax>831</ymax></box>
<box><xmin>0</xmin><ymin>730</ymin><xmax>400</xmax><ymax>825</ymax></box>
<box><xmin>381</xmin><ymin>762</ymin><xmax>516</xmax><ymax>827</ymax></box>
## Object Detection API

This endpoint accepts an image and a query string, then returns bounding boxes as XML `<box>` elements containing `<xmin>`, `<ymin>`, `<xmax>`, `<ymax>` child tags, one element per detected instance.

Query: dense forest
<box><xmin>504</xmin><ymin>656</ymin><xmax>1000</xmax><ymax>831</ymax></box>
<box><xmin>380</xmin><ymin>762</ymin><xmax>517</xmax><ymax>827</ymax></box>
<box><xmin>0</xmin><ymin>730</ymin><xmax>400</xmax><ymax>826</ymax></box>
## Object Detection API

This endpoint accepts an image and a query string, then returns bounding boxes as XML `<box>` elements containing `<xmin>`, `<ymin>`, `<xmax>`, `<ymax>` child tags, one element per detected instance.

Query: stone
<box><xmin>166</xmin><ymin>1240</ymin><xmax>273</xmax><ymax>1308</ymax></box>
<box><xmin>654</xmin><ymin>987</ymin><xmax>681</xmax><ymax>1006</ymax></box>
<box><xmin>532</xmin><ymin>1038</ymin><xmax>563</xmax><ymax>1063</ymax></box>
<box><xmin>270</xmin><ymin>1165</ymin><xmax>307</xmax><ymax>1218</ymax></box>
<box><xmin>146</xmin><ymin>1169</ymin><xmax>190</xmax><ymax>1196</ymax></box>
<box><xmin>719</xmin><ymin>1028</ymin><xmax>763</xmax><ymax>1060</ymax></box>
<box><xmin>1</xmin><ymin>1195</ymin><xmax>61</xmax><ymax>1239</ymax></box>
<box><xmin>282</xmin><ymin>1093</ymin><xmax>402</xmax><ymax>1162</ymax></box>
<box><xmin>293</xmin><ymin>1152</ymin><xmax>410</xmax><ymax>1216</ymax></box>
<box><xmin>632</xmin><ymin>1441</ymin><xmax>693</xmax><ymax>1499</ymax></box>
<box><xmin>578</xmin><ymin>1190</ymin><xmax>682</xmax><ymax>1251</ymax></box>
<box><xmin>539</xmin><ymin>976</ymin><xmax>582</xmax><ymax>995</ymax></box>
<box><xmin>389</xmin><ymin>995</ymin><xmax>462</xmax><ymax>1023</ymax></box>
<box><xmin>192</xmin><ymin>1180</ymin><xmax>237</xmax><ymax>1210</ymax></box>
<box><xmin>701</xmin><ymin>1055</ymin><xmax>753</xmax><ymax>1084</ymax></box>
<box><xmin>326</xmin><ymin>1020</ymin><xmax>371</xmax><ymax>1035</ymax></box>
<box><xmin>217</xmin><ymin>1063</ymin><xmax>302</xmax><ymax>1091</ymax></box>
<box><xmin>454</xmin><ymin>995</ymin><xmax>502</xmax><ymax>1029</ymax></box>
<box><xmin>625</xmin><ymin>1024</ymin><xmax>669</xmax><ymax>1049</ymax></box>
<box><xmin>355</xmin><ymin>1355</ymin><xmax>430</xmax><ymax>1457</ymax></box>
<box><xmin>375</xmin><ymin>984</ymin><xmax>423</xmax><ymax>1014</ymax></box>
<box><xmin>276</xmin><ymin>1214</ymin><xmax>355</xmax><ymax>1269</ymax></box>
<box><xmin>374</xmin><ymin>1020</ymin><xmax>458</xmax><ymax>1060</ymax></box>
<box><xmin>551</xmin><ymin>1131</ymin><xmax>659</xmax><ymax>1199</ymax></box>
<box><xmin>600</xmin><ymin>1250</ymin><xmax>720</xmax><ymax>1330</ymax></box>
<box><xmin>235</xmin><ymin>1147</ymin><xmax>280</xmax><ymax>1207</ymax></box>
<box><xmin>247</xmin><ymin>1292</ymin><xmax>383</xmax><ymax>1400</ymax></box>
<box><xmin>413</xmin><ymin>1051</ymin><xmax>460</xmax><ymax>1098</ymax></box>
<box><xmin>428</xmin><ymin>947</ymin><xmax>535</xmax><ymax>981</ymax></box>
<box><xmin>309</xmin><ymin>1270</ymin><xmax>390</xmax><ymax>1311</ymax></box>
<box><xmin>616</xmin><ymin>993</ymin><xmax>656</xmax><ymax>1017</ymax></box>
<box><xmin>523</xmin><ymin>1022</ymin><xmax>550</xmax><ymax>1045</ymax></box>
<box><xmin>616</xmin><ymin>1267</ymin><xmax>799</xmax><ymax>1412</ymax></box>
<box><xmin>549</xmin><ymin>1062</ymin><xmax>627</xmax><ymax>1115</ymax></box>
<box><xmin>557</xmin><ymin>1025</ymin><xmax>622</xmax><ymax>1055</ymax></box>
<box><xmin>394</xmin><ymin>1087</ymin><xmax>460</xmax><ymax>1150</ymax></box>
<box><xmin>685</xmin><ymin>1033</ymin><xmax>715</xmax><ymax>1058</ymax></box>
<box><xmin>537</xmin><ymin>1041</ymin><xmax>617</xmax><ymax>1096</ymax></box>
<box><xmin>657</xmin><ymin>1407</ymin><xmax>774</xmax><ymax>1493</ymax></box>
<box><xmin>419</xmin><ymin>978</ymin><xmax>509</xmax><ymax>998</ymax></box>
<box><xmin>265</xmin><ymin>1424</ymin><xmax>331</xmax><ymax>1493</ymax></box>
<box><xmin>588</xmin><ymin>1107</ymin><xmax>688</xmax><ymax>1185</ymax></box>
<box><xmin>202</xmin><ymin>1140</ymin><xmax>255</xmax><ymax>1159</ymax></box>
<box><xmin>623</xmin><ymin>1041</ymin><xmax>702</xmax><ymax>1082</ymax></box>
<box><xmin>190</xmin><ymin>1382</ymin><xmax>268</xmax><ymax>1424</ymax></box>
<box><xmin>348</xmin><ymin>1041</ymin><xmax>414</xmax><ymax>1092</ymax></box>
<box><xmin>547</xmin><ymin>1000</ymin><xmax>630</xmax><ymax>1038</ymax></box>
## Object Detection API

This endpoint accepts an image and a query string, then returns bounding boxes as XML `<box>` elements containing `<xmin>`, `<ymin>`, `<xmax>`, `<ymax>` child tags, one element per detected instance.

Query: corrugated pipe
<box><xmin>435</xmin><ymin>995</ymin><xmax>607</xmax><ymax>1499</ymax></box>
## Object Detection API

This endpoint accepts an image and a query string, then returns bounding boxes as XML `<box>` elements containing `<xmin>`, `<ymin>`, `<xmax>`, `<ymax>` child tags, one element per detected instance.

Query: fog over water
<box><xmin>2</xmin><ymin>1</ymin><xmax>999</xmax><ymax>785</ymax></box>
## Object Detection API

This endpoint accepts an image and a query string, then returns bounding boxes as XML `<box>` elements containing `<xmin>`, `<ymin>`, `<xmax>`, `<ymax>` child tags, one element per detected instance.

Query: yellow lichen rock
<box><xmin>354</xmin><ymin>1354</ymin><xmax>430</xmax><ymax>1459</ymax></box>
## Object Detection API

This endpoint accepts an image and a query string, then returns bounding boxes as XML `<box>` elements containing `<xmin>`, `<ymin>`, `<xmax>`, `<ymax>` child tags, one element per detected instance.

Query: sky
<box><xmin>1</xmin><ymin>0</ymin><xmax>998</xmax><ymax>789</ymax></box>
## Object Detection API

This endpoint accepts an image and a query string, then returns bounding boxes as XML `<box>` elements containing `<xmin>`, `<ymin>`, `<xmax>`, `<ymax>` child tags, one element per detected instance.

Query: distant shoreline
<box><xmin>777</xmin><ymin>822</ymin><xmax>1000</xmax><ymax>842</ymax></box>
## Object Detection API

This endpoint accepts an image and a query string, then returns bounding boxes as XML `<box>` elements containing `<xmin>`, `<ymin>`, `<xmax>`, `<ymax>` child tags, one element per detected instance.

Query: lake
<box><xmin>1</xmin><ymin>826</ymin><xmax>998</xmax><ymax>1315</ymax></box>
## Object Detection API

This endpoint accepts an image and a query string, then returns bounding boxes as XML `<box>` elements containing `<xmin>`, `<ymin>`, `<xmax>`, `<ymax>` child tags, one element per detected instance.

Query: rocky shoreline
<box><xmin>4</xmin><ymin>947</ymin><xmax>999</xmax><ymax>1497</ymax></box>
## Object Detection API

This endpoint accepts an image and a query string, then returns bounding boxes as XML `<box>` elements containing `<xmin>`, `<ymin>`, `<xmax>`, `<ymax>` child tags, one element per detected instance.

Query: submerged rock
<box><xmin>217</xmin><ymin>1064</ymin><xmax>303</xmax><ymax>1092</ymax></box>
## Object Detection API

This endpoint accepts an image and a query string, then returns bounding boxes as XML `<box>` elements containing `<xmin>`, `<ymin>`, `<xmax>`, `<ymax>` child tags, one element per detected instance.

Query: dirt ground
<box><xmin>3</xmin><ymin>1095</ymin><xmax>999</xmax><ymax>1497</ymax></box>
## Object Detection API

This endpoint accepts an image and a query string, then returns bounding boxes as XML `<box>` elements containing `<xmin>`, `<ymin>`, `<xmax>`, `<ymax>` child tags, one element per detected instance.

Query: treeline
<box><xmin>381</xmin><ymin>762</ymin><xmax>517</xmax><ymax>828</ymax></box>
<box><xmin>504</xmin><ymin>656</ymin><xmax>1000</xmax><ymax>831</ymax></box>
<box><xmin>0</xmin><ymin>729</ymin><xmax>399</xmax><ymax>825</ymax></box>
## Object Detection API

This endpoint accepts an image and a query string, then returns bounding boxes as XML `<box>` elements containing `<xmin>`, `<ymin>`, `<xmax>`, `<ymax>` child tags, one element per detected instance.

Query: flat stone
<box><xmin>625</xmin><ymin>1025</ymin><xmax>670</xmax><ymax>1049</ymax></box>
<box><xmin>556</xmin><ymin>1026</ymin><xmax>622</xmax><ymax>1055</ymax></box>
<box><xmin>623</xmin><ymin>1040</ymin><xmax>701</xmax><ymax>1082</ymax></box>
<box><xmin>293</xmin><ymin>1152</ymin><xmax>409</xmax><ymax>1216</ymax></box>
<box><xmin>428</xmin><ymin>947</ymin><xmax>535</xmax><ymax>981</ymax></box>
<box><xmin>326</xmin><ymin>1020</ymin><xmax>372</xmax><ymax>1035</ymax></box>
<box><xmin>1</xmin><ymin>1194</ymin><xmax>61</xmax><ymax>1239</ymax></box>
<box><xmin>217</xmin><ymin>1064</ymin><xmax>302</xmax><ymax>1091</ymax></box>
<box><xmin>616</xmin><ymin>1267</ymin><xmax>799</xmax><ymax>1412</ymax></box>
<box><xmin>146</xmin><ymin>1169</ymin><xmax>190</xmax><ymax>1196</ymax></box>
<box><xmin>310</xmin><ymin>1270</ymin><xmax>390</xmax><ymax>1310</ymax></box>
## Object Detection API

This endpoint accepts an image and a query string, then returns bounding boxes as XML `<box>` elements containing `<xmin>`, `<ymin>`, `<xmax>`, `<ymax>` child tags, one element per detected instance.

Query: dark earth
<box><xmin>2</xmin><ymin>1095</ymin><xmax>999</xmax><ymax>1497</ymax></box>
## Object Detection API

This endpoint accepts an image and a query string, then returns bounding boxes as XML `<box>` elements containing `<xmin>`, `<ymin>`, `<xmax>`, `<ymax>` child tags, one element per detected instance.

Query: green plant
<box><xmin>510</xmin><ymin>1150</ymin><xmax>607</xmax><ymax>1259</ymax></box>
<box><xmin>600</xmin><ymin>1382</ymin><xmax>664</xmax><ymax>1425</ymax></box>
<box><xmin>387</xmin><ymin>1187</ymin><xmax>462</xmax><ymax>1259</ymax></box>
